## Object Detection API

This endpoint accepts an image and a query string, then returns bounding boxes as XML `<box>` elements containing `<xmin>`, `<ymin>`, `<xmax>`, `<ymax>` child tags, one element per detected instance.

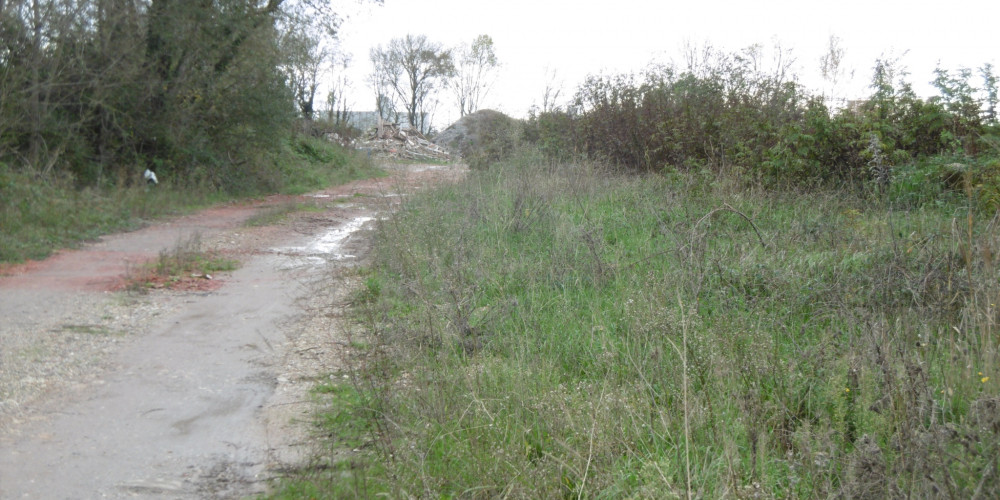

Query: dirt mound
<box><xmin>433</xmin><ymin>109</ymin><xmax>520</xmax><ymax>159</ymax></box>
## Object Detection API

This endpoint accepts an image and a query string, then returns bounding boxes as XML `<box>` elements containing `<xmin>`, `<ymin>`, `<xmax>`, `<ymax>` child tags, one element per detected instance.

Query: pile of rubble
<box><xmin>355</xmin><ymin>122</ymin><xmax>453</xmax><ymax>162</ymax></box>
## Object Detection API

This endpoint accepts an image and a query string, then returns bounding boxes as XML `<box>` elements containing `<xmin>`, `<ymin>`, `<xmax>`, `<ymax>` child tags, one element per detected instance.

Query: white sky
<box><xmin>333</xmin><ymin>0</ymin><xmax>998</xmax><ymax>130</ymax></box>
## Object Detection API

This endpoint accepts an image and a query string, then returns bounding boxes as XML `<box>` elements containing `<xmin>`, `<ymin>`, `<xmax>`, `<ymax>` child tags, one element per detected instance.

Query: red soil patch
<box><xmin>0</xmin><ymin>163</ymin><xmax>463</xmax><ymax>294</ymax></box>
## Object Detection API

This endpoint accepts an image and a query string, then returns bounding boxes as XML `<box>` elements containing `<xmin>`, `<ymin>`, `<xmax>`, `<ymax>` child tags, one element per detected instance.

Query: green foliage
<box><xmin>313</xmin><ymin>155</ymin><xmax>1000</xmax><ymax>497</ymax></box>
<box><xmin>458</xmin><ymin>111</ymin><xmax>525</xmax><ymax>170</ymax></box>
<box><xmin>0</xmin><ymin>163</ymin><xmax>167</xmax><ymax>262</ymax></box>
<box><xmin>266</xmin><ymin>382</ymin><xmax>390</xmax><ymax>499</ymax></box>
<box><xmin>888</xmin><ymin>153</ymin><xmax>1000</xmax><ymax>210</ymax></box>
<box><xmin>512</xmin><ymin>47</ymin><xmax>998</xmax><ymax>193</ymax></box>
<box><xmin>139</xmin><ymin>0</ymin><xmax>298</xmax><ymax>193</ymax></box>
<box><xmin>284</xmin><ymin>135</ymin><xmax>380</xmax><ymax>194</ymax></box>
<box><xmin>567</xmin><ymin>47</ymin><xmax>809</xmax><ymax>176</ymax></box>
<box><xmin>0</xmin><ymin>0</ymin><xmax>332</xmax><ymax>195</ymax></box>
<box><xmin>370</xmin><ymin>34</ymin><xmax>455</xmax><ymax>134</ymax></box>
<box><xmin>932</xmin><ymin>66</ymin><xmax>983</xmax><ymax>141</ymax></box>
<box><xmin>523</xmin><ymin>110</ymin><xmax>577</xmax><ymax>163</ymax></box>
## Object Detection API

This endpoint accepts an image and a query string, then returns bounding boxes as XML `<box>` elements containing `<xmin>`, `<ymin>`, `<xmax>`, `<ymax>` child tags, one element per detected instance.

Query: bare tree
<box><xmin>453</xmin><ymin>34</ymin><xmax>498</xmax><ymax>117</ymax></box>
<box><xmin>369</xmin><ymin>48</ymin><xmax>397</xmax><ymax>123</ymax></box>
<box><xmin>541</xmin><ymin>67</ymin><xmax>563</xmax><ymax>113</ymax></box>
<box><xmin>370</xmin><ymin>34</ymin><xmax>454</xmax><ymax>134</ymax></box>
<box><xmin>281</xmin><ymin>28</ymin><xmax>330</xmax><ymax>120</ymax></box>
<box><xmin>819</xmin><ymin>35</ymin><xmax>853</xmax><ymax>106</ymax></box>
<box><xmin>326</xmin><ymin>54</ymin><xmax>353</xmax><ymax>128</ymax></box>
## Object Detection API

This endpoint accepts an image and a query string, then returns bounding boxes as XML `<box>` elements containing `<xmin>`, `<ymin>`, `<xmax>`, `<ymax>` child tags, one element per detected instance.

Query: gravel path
<box><xmin>0</xmin><ymin>162</ymin><xmax>465</xmax><ymax>498</ymax></box>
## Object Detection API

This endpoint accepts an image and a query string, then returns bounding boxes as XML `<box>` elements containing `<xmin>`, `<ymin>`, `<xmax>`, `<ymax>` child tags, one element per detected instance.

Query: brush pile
<box><xmin>356</xmin><ymin>123</ymin><xmax>452</xmax><ymax>162</ymax></box>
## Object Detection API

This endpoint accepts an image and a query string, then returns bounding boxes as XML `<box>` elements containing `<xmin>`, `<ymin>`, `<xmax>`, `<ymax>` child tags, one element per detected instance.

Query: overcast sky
<box><xmin>333</xmin><ymin>0</ymin><xmax>998</xmax><ymax>129</ymax></box>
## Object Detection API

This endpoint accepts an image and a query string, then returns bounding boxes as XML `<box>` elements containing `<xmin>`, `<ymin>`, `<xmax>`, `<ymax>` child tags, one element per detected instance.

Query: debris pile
<box><xmin>356</xmin><ymin>123</ymin><xmax>452</xmax><ymax>161</ymax></box>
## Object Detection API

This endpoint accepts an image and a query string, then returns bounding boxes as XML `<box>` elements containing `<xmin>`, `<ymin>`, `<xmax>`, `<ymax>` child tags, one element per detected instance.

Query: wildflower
<box><xmin>845</xmin><ymin>388</ymin><xmax>850</xmax><ymax>393</ymax></box>
<box><xmin>983</xmin><ymin>376</ymin><xmax>990</xmax><ymax>384</ymax></box>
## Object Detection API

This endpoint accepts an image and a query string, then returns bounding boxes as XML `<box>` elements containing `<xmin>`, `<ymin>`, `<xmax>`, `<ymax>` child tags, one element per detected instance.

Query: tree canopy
<box><xmin>454</xmin><ymin>34</ymin><xmax>499</xmax><ymax>117</ymax></box>
<box><xmin>0</xmin><ymin>0</ymin><xmax>368</xmax><ymax>191</ymax></box>
<box><xmin>370</xmin><ymin>34</ymin><xmax>454</xmax><ymax>134</ymax></box>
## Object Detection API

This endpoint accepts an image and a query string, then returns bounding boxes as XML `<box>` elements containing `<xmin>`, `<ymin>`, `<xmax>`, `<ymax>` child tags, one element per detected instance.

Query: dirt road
<box><xmin>0</xmin><ymin>162</ymin><xmax>464</xmax><ymax>498</ymax></box>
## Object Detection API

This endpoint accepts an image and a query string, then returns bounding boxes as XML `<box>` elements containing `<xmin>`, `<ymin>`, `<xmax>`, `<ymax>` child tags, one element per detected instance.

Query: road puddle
<box><xmin>269</xmin><ymin>215</ymin><xmax>374</xmax><ymax>268</ymax></box>
<box><xmin>411</xmin><ymin>165</ymin><xmax>446</xmax><ymax>172</ymax></box>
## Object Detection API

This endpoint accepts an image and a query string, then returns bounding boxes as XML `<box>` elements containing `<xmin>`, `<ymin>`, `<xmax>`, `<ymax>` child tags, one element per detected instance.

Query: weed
<box><xmin>125</xmin><ymin>234</ymin><xmax>238</xmax><ymax>291</ymax></box>
<box><xmin>266</xmin><ymin>380</ymin><xmax>392</xmax><ymax>498</ymax></box>
<box><xmin>288</xmin><ymin>150</ymin><xmax>1000</xmax><ymax>497</ymax></box>
<box><xmin>57</xmin><ymin>324</ymin><xmax>117</xmax><ymax>336</ymax></box>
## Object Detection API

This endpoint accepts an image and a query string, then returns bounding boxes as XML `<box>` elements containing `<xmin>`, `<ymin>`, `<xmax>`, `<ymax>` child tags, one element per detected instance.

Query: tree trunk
<box><xmin>28</xmin><ymin>0</ymin><xmax>43</xmax><ymax>170</ymax></box>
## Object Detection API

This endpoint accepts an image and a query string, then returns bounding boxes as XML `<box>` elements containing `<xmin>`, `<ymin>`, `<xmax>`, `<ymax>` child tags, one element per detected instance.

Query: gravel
<box><xmin>0</xmin><ymin>290</ymin><xmax>174</xmax><ymax>427</ymax></box>
<box><xmin>0</xmin><ymin>161</ymin><xmax>466</xmax><ymax>444</ymax></box>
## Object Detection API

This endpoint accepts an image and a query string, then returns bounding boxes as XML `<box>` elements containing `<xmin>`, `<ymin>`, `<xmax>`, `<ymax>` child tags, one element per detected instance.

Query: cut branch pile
<box><xmin>355</xmin><ymin>123</ymin><xmax>453</xmax><ymax>162</ymax></box>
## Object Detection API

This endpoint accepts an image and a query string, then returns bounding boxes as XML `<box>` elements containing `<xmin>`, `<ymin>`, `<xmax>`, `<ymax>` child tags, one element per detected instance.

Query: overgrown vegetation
<box><xmin>278</xmin><ymin>150</ymin><xmax>999</xmax><ymax>497</ymax></box>
<box><xmin>0</xmin><ymin>0</ymin><xmax>366</xmax><ymax>189</ymax></box>
<box><xmin>263</xmin><ymin>44</ymin><xmax>1000</xmax><ymax>498</ymax></box>
<box><xmin>519</xmin><ymin>45</ymin><xmax>999</xmax><ymax>191</ymax></box>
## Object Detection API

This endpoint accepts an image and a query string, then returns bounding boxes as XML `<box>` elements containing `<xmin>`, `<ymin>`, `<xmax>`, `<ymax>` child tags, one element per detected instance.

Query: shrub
<box><xmin>523</xmin><ymin>50</ymin><xmax>996</xmax><ymax>191</ymax></box>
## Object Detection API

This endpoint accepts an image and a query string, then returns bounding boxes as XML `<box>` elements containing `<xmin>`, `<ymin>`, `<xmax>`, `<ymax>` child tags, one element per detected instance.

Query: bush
<box><xmin>523</xmin><ymin>110</ymin><xmax>577</xmax><ymax>163</ymax></box>
<box><xmin>517</xmin><ymin>50</ymin><xmax>996</xmax><ymax>191</ymax></box>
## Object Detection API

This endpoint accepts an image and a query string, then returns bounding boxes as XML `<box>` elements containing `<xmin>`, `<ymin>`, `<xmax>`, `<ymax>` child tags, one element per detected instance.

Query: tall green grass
<box><xmin>281</xmin><ymin>150</ymin><xmax>1000</xmax><ymax>498</ymax></box>
<box><xmin>0</xmin><ymin>136</ymin><xmax>377</xmax><ymax>263</ymax></box>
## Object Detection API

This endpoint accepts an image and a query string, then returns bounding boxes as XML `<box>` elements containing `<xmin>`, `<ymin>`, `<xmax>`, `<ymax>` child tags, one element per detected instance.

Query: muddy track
<box><xmin>0</xmin><ymin>162</ymin><xmax>464</xmax><ymax>499</ymax></box>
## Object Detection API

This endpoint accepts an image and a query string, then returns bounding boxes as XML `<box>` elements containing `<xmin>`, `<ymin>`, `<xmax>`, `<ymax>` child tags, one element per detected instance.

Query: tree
<box><xmin>981</xmin><ymin>63</ymin><xmax>998</xmax><ymax>125</ymax></box>
<box><xmin>868</xmin><ymin>56</ymin><xmax>903</xmax><ymax>125</ymax></box>
<box><xmin>143</xmin><ymin>0</ymin><xmax>293</xmax><ymax>173</ymax></box>
<box><xmin>932</xmin><ymin>65</ymin><xmax>982</xmax><ymax>144</ymax></box>
<box><xmin>369</xmin><ymin>48</ymin><xmax>397</xmax><ymax>123</ymax></box>
<box><xmin>370</xmin><ymin>34</ymin><xmax>454</xmax><ymax>134</ymax></box>
<box><xmin>0</xmin><ymin>0</ymin><xmax>146</xmax><ymax>181</ymax></box>
<box><xmin>819</xmin><ymin>35</ymin><xmax>852</xmax><ymax>106</ymax></box>
<box><xmin>0</xmin><ymin>0</ymin><xmax>378</xmax><ymax>191</ymax></box>
<box><xmin>325</xmin><ymin>55</ymin><xmax>353</xmax><ymax>128</ymax></box>
<box><xmin>281</xmin><ymin>28</ymin><xmax>330</xmax><ymax>120</ymax></box>
<box><xmin>541</xmin><ymin>67</ymin><xmax>563</xmax><ymax>113</ymax></box>
<box><xmin>453</xmin><ymin>34</ymin><xmax>498</xmax><ymax>117</ymax></box>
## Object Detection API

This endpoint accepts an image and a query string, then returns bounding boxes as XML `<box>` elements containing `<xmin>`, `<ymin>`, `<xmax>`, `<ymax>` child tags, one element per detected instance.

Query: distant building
<box><xmin>343</xmin><ymin>111</ymin><xmax>380</xmax><ymax>131</ymax></box>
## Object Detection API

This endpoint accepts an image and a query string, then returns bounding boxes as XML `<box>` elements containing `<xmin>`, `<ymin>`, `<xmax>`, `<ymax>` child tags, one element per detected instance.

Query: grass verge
<box><xmin>275</xmin><ymin>150</ymin><xmax>1000</xmax><ymax>498</ymax></box>
<box><xmin>267</xmin><ymin>380</ymin><xmax>391</xmax><ymax>499</ymax></box>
